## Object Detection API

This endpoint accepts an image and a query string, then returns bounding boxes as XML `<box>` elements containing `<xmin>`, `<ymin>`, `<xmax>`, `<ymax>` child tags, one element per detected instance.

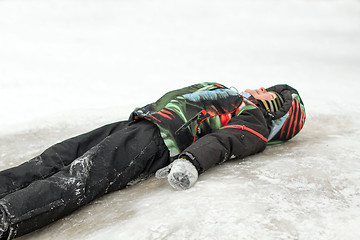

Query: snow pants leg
<box><xmin>0</xmin><ymin>120</ymin><xmax>135</xmax><ymax>199</ymax></box>
<box><xmin>0</xmin><ymin>119</ymin><xmax>169</xmax><ymax>239</ymax></box>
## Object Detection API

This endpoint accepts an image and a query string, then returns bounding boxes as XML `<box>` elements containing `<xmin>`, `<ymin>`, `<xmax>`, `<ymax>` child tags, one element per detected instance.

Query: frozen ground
<box><xmin>1</xmin><ymin>0</ymin><xmax>360</xmax><ymax>239</ymax></box>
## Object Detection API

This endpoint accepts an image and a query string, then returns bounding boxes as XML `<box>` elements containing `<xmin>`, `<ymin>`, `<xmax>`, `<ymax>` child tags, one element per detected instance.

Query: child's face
<box><xmin>244</xmin><ymin>87</ymin><xmax>277</xmax><ymax>101</ymax></box>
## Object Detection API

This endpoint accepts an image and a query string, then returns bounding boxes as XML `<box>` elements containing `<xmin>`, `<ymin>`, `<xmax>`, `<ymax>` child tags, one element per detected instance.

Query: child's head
<box><xmin>246</xmin><ymin>85</ymin><xmax>306</xmax><ymax>141</ymax></box>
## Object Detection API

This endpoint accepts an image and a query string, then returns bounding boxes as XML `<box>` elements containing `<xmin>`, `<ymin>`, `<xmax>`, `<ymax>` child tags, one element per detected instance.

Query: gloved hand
<box><xmin>155</xmin><ymin>158</ymin><xmax>198</xmax><ymax>190</ymax></box>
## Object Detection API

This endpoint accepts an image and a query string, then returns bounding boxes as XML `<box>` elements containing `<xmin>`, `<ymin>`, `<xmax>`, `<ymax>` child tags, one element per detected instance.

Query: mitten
<box><xmin>155</xmin><ymin>158</ymin><xmax>198</xmax><ymax>190</ymax></box>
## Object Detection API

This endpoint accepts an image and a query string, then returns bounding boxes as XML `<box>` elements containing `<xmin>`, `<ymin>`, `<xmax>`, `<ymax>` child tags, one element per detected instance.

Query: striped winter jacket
<box><xmin>130</xmin><ymin>82</ymin><xmax>270</xmax><ymax>173</ymax></box>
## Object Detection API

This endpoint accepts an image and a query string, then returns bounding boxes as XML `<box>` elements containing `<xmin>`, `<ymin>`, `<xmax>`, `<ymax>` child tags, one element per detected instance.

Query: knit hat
<box><xmin>258</xmin><ymin>92</ymin><xmax>284</xmax><ymax>113</ymax></box>
<box><xmin>265</xmin><ymin>84</ymin><xmax>306</xmax><ymax>142</ymax></box>
<box><xmin>246</xmin><ymin>85</ymin><xmax>306</xmax><ymax>142</ymax></box>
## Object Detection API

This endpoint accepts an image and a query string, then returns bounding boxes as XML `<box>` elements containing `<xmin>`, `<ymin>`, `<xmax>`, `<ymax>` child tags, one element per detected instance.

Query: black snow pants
<box><xmin>0</xmin><ymin>119</ymin><xmax>169</xmax><ymax>239</ymax></box>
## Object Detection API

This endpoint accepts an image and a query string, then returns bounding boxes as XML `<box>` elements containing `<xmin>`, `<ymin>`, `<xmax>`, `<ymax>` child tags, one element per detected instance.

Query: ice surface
<box><xmin>1</xmin><ymin>0</ymin><xmax>360</xmax><ymax>239</ymax></box>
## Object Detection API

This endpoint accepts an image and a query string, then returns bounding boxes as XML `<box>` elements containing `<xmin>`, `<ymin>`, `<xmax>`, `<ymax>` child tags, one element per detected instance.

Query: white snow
<box><xmin>1</xmin><ymin>0</ymin><xmax>360</xmax><ymax>239</ymax></box>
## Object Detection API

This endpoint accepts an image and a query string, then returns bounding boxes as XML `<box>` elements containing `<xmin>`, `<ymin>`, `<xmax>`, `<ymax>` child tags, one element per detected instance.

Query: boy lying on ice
<box><xmin>0</xmin><ymin>82</ymin><xmax>305</xmax><ymax>239</ymax></box>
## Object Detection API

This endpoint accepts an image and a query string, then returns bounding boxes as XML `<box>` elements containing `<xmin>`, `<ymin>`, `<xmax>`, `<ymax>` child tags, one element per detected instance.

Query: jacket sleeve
<box><xmin>178</xmin><ymin>108</ymin><xmax>269</xmax><ymax>174</ymax></box>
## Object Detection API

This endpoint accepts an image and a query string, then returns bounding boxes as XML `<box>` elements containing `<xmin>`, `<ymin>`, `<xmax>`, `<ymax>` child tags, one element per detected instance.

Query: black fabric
<box><xmin>0</xmin><ymin>205</ymin><xmax>8</xmax><ymax>239</ymax></box>
<box><xmin>179</xmin><ymin>108</ymin><xmax>268</xmax><ymax>173</ymax></box>
<box><xmin>0</xmin><ymin>121</ymin><xmax>132</xmax><ymax>199</ymax></box>
<box><xmin>0</xmin><ymin>120</ymin><xmax>169</xmax><ymax>239</ymax></box>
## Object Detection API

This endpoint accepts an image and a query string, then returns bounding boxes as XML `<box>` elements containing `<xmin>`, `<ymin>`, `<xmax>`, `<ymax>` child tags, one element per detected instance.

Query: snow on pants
<box><xmin>0</xmin><ymin>119</ymin><xmax>169</xmax><ymax>239</ymax></box>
